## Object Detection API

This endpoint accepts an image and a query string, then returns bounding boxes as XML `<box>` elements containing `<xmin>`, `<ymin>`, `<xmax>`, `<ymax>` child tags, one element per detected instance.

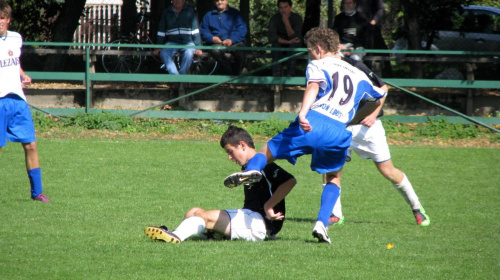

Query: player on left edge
<box><xmin>0</xmin><ymin>0</ymin><xmax>51</xmax><ymax>203</ymax></box>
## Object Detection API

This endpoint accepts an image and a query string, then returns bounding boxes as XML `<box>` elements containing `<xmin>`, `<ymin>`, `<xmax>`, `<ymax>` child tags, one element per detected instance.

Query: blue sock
<box><xmin>245</xmin><ymin>153</ymin><xmax>267</xmax><ymax>171</ymax></box>
<box><xmin>28</xmin><ymin>168</ymin><xmax>43</xmax><ymax>198</ymax></box>
<box><xmin>317</xmin><ymin>183</ymin><xmax>340</xmax><ymax>227</ymax></box>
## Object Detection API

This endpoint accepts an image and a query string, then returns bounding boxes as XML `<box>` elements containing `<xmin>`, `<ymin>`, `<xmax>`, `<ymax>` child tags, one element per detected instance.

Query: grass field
<box><xmin>1</xmin><ymin>137</ymin><xmax>499</xmax><ymax>279</ymax></box>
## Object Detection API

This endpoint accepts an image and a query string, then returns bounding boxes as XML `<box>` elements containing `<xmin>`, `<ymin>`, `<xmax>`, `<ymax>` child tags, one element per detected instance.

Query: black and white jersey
<box><xmin>242</xmin><ymin>162</ymin><xmax>295</xmax><ymax>236</ymax></box>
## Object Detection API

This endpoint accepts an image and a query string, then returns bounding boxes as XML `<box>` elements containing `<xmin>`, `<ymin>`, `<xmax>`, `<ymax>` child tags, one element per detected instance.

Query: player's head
<box><xmin>220</xmin><ymin>126</ymin><xmax>256</xmax><ymax>166</ymax></box>
<box><xmin>304</xmin><ymin>27</ymin><xmax>340</xmax><ymax>55</ymax></box>
<box><xmin>220</xmin><ymin>125</ymin><xmax>255</xmax><ymax>149</ymax></box>
<box><xmin>0</xmin><ymin>0</ymin><xmax>11</xmax><ymax>37</ymax></box>
<box><xmin>0</xmin><ymin>0</ymin><xmax>12</xmax><ymax>19</ymax></box>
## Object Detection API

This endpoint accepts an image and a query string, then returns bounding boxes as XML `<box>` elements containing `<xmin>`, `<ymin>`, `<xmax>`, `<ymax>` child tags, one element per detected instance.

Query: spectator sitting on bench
<box><xmin>268</xmin><ymin>0</ymin><xmax>303</xmax><ymax>77</ymax></box>
<box><xmin>332</xmin><ymin>0</ymin><xmax>369</xmax><ymax>61</ymax></box>
<box><xmin>153</xmin><ymin>0</ymin><xmax>202</xmax><ymax>75</ymax></box>
<box><xmin>200</xmin><ymin>0</ymin><xmax>248</xmax><ymax>75</ymax></box>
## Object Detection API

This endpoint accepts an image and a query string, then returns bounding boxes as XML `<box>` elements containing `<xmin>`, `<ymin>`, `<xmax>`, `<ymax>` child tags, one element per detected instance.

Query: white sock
<box><xmin>324</xmin><ymin>184</ymin><xmax>343</xmax><ymax>218</ymax></box>
<box><xmin>332</xmin><ymin>191</ymin><xmax>342</xmax><ymax>218</ymax></box>
<box><xmin>393</xmin><ymin>174</ymin><xmax>421</xmax><ymax>210</ymax></box>
<box><xmin>172</xmin><ymin>216</ymin><xmax>206</xmax><ymax>241</ymax></box>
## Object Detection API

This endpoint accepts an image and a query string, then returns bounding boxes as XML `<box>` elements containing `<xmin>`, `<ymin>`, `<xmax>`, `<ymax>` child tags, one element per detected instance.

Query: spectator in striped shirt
<box><xmin>153</xmin><ymin>0</ymin><xmax>202</xmax><ymax>75</ymax></box>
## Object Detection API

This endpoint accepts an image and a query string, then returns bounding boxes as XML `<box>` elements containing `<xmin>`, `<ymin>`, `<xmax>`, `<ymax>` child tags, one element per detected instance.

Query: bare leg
<box><xmin>178</xmin><ymin>207</ymin><xmax>231</xmax><ymax>237</ymax></box>
<box><xmin>374</xmin><ymin>160</ymin><xmax>421</xmax><ymax>210</ymax></box>
<box><xmin>23</xmin><ymin>142</ymin><xmax>40</xmax><ymax>170</ymax></box>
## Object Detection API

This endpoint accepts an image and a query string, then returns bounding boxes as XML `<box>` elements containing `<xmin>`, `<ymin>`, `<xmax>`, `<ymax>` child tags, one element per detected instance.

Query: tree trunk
<box><xmin>401</xmin><ymin>0</ymin><xmax>423</xmax><ymax>78</ymax></box>
<box><xmin>121</xmin><ymin>0</ymin><xmax>137</xmax><ymax>37</ymax></box>
<box><xmin>150</xmin><ymin>0</ymin><xmax>169</xmax><ymax>44</ymax></box>
<box><xmin>239</xmin><ymin>0</ymin><xmax>250</xmax><ymax>45</ymax></box>
<box><xmin>302</xmin><ymin>0</ymin><xmax>321</xmax><ymax>37</ymax></box>
<box><xmin>43</xmin><ymin>0</ymin><xmax>86</xmax><ymax>71</ymax></box>
<box><xmin>196</xmin><ymin>1</ymin><xmax>213</xmax><ymax>23</ymax></box>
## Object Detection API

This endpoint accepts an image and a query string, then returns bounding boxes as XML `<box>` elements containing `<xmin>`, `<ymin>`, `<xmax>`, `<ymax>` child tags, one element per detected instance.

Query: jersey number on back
<box><xmin>327</xmin><ymin>71</ymin><xmax>353</xmax><ymax>105</ymax></box>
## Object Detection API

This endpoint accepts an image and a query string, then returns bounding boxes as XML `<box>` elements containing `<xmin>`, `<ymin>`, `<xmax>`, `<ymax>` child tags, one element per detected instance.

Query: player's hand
<box><xmin>299</xmin><ymin>115</ymin><xmax>312</xmax><ymax>132</ymax></box>
<box><xmin>222</xmin><ymin>39</ymin><xmax>232</xmax><ymax>47</ymax></box>
<box><xmin>153</xmin><ymin>49</ymin><xmax>161</xmax><ymax>56</ymax></box>
<box><xmin>265</xmin><ymin>208</ymin><xmax>284</xmax><ymax>221</ymax></box>
<box><xmin>360</xmin><ymin>114</ymin><xmax>377</xmax><ymax>127</ymax></box>
<box><xmin>21</xmin><ymin>74</ymin><xmax>32</xmax><ymax>86</ymax></box>
<box><xmin>194</xmin><ymin>50</ymin><xmax>203</xmax><ymax>57</ymax></box>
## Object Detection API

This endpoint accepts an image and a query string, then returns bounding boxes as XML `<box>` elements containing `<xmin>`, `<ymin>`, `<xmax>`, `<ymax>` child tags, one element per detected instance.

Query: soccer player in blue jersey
<box><xmin>224</xmin><ymin>27</ymin><xmax>387</xmax><ymax>244</ymax></box>
<box><xmin>0</xmin><ymin>1</ymin><xmax>50</xmax><ymax>203</ymax></box>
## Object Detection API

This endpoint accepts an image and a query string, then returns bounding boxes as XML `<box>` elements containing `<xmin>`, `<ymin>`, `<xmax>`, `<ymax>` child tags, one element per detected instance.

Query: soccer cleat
<box><xmin>144</xmin><ymin>226</ymin><xmax>181</xmax><ymax>244</ymax></box>
<box><xmin>32</xmin><ymin>193</ymin><xmax>51</xmax><ymax>203</ymax></box>
<box><xmin>312</xmin><ymin>221</ymin><xmax>331</xmax><ymax>244</ymax></box>
<box><xmin>413</xmin><ymin>207</ymin><xmax>430</xmax><ymax>226</ymax></box>
<box><xmin>223</xmin><ymin>170</ymin><xmax>262</xmax><ymax>188</ymax></box>
<box><xmin>328</xmin><ymin>215</ymin><xmax>345</xmax><ymax>227</ymax></box>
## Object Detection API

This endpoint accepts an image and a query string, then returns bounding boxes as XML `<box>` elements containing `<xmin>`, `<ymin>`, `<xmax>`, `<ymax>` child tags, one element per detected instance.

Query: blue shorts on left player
<box><xmin>0</xmin><ymin>94</ymin><xmax>36</xmax><ymax>147</ymax></box>
<box><xmin>1</xmin><ymin>94</ymin><xmax>48</xmax><ymax>201</ymax></box>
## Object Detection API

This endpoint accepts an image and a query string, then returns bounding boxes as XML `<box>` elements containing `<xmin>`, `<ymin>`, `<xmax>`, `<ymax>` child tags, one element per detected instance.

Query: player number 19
<box><xmin>327</xmin><ymin>71</ymin><xmax>353</xmax><ymax>105</ymax></box>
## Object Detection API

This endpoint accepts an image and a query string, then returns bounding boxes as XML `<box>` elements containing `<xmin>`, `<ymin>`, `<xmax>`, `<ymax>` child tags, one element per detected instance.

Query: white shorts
<box><xmin>347</xmin><ymin>119</ymin><xmax>391</xmax><ymax>163</ymax></box>
<box><xmin>225</xmin><ymin>209</ymin><xmax>267</xmax><ymax>242</ymax></box>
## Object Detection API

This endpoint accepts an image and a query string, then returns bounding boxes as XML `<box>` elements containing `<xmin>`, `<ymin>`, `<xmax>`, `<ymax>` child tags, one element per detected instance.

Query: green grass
<box><xmin>1</xmin><ymin>138</ymin><xmax>499</xmax><ymax>279</ymax></box>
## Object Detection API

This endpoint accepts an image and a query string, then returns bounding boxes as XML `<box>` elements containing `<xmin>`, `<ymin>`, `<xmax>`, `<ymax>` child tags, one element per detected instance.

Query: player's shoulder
<box><xmin>4</xmin><ymin>31</ymin><xmax>23</xmax><ymax>45</ymax></box>
<box><xmin>6</xmin><ymin>31</ymin><xmax>22</xmax><ymax>39</ymax></box>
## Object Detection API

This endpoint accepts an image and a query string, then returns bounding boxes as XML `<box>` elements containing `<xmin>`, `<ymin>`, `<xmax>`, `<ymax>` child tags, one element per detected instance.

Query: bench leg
<box><xmin>273</xmin><ymin>85</ymin><xmax>281</xmax><ymax>112</ymax></box>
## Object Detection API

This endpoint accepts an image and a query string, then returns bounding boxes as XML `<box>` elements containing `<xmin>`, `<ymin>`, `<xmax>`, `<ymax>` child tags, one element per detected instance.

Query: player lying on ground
<box><xmin>145</xmin><ymin>126</ymin><xmax>296</xmax><ymax>243</ymax></box>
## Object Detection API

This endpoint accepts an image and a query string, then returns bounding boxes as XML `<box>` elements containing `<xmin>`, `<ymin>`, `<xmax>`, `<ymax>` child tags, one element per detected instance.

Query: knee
<box><xmin>23</xmin><ymin>142</ymin><xmax>38</xmax><ymax>153</ymax></box>
<box><xmin>161</xmin><ymin>49</ymin><xmax>175</xmax><ymax>59</ymax></box>
<box><xmin>185</xmin><ymin>207</ymin><xmax>204</xmax><ymax>218</ymax></box>
<box><xmin>325</xmin><ymin>173</ymin><xmax>341</xmax><ymax>186</ymax></box>
<box><xmin>184</xmin><ymin>48</ymin><xmax>195</xmax><ymax>56</ymax></box>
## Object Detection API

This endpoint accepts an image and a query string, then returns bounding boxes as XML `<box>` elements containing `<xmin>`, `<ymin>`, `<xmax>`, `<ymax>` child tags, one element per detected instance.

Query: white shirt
<box><xmin>0</xmin><ymin>31</ymin><xmax>25</xmax><ymax>100</ymax></box>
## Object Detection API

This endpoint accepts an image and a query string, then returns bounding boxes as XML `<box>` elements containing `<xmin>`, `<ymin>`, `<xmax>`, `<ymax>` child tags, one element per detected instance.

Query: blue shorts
<box><xmin>267</xmin><ymin>111</ymin><xmax>351</xmax><ymax>174</ymax></box>
<box><xmin>0</xmin><ymin>94</ymin><xmax>36</xmax><ymax>147</ymax></box>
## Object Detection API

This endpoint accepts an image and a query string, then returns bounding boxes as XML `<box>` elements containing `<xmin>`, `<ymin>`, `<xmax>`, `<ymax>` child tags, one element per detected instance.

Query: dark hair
<box><xmin>0</xmin><ymin>0</ymin><xmax>12</xmax><ymax>18</ymax></box>
<box><xmin>220</xmin><ymin>125</ymin><xmax>255</xmax><ymax>149</ymax></box>
<box><xmin>277</xmin><ymin>0</ymin><xmax>292</xmax><ymax>8</ymax></box>
<box><xmin>304</xmin><ymin>27</ymin><xmax>340</xmax><ymax>53</ymax></box>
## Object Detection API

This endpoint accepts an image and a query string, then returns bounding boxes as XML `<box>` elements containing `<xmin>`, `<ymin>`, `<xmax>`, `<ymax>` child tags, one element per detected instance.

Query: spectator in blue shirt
<box><xmin>154</xmin><ymin>0</ymin><xmax>202</xmax><ymax>75</ymax></box>
<box><xmin>200</xmin><ymin>0</ymin><xmax>248</xmax><ymax>75</ymax></box>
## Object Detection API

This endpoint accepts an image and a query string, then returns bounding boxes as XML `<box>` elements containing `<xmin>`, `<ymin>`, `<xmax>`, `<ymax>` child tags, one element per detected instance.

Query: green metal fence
<box><xmin>23</xmin><ymin>42</ymin><xmax>500</xmax><ymax>130</ymax></box>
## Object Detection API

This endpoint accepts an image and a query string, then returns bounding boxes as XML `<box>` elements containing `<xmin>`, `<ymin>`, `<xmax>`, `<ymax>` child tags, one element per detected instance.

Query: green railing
<box><xmin>23</xmin><ymin>42</ymin><xmax>500</xmax><ymax>131</ymax></box>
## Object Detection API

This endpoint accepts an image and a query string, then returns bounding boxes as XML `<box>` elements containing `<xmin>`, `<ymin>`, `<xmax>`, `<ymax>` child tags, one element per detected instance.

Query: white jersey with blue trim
<box><xmin>306</xmin><ymin>56</ymin><xmax>386</xmax><ymax>124</ymax></box>
<box><xmin>0</xmin><ymin>31</ymin><xmax>25</xmax><ymax>100</ymax></box>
